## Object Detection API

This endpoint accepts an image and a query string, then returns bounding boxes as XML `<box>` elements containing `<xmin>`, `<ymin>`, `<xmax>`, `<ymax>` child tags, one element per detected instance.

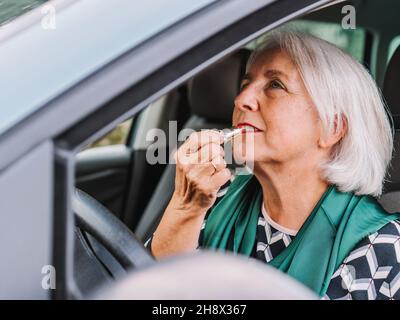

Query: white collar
<box><xmin>261</xmin><ymin>201</ymin><xmax>298</xmax><ymax>236</ymax></box>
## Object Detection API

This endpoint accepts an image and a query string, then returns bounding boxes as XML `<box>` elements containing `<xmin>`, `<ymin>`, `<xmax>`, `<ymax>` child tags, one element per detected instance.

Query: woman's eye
<box><xmin>269</xmin><ymin>80</ymin><xmax>284</xmax><ymax>89</ymax></box>
<box><xmin>240</xmin><ymin>82</ymin><xmax>249</xmax><ymax>91</ymax></box>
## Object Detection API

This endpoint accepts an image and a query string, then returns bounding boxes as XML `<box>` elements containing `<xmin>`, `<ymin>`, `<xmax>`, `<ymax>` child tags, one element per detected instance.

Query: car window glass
<box><xmin>0</xmin><ymin>0</ymin><xmax>48</xmax><ymax>27</ymax></box>
<box><xmin>0</xmin><ymin>0</ymin><xmax>217</xmax><ymax>138</ymax></box>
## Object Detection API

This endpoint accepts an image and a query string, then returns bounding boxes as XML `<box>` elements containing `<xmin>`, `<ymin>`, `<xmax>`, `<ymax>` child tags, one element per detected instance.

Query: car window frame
<box><xmin>50</xmin><ymin>0</ymin><xmax>331</xmax><ymax>299</ymax></box>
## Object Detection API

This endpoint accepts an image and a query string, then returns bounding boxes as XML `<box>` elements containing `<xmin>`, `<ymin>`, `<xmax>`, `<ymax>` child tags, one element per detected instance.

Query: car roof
<box><xmin>0</xmin><ymin>0</ymin><xmax>216</xmax><ymax>137</ymax></box>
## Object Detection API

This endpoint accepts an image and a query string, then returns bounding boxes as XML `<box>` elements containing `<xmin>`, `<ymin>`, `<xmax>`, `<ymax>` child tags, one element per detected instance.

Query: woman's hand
<box><xmin>151</xmin><ymin>130</ymin><xmax>232</xmax><ymax>259</ymax></box>
<box><xmin>172</xmin><ymin>130</ymin><xmax>232</xmax><ymax>215</ymax></box>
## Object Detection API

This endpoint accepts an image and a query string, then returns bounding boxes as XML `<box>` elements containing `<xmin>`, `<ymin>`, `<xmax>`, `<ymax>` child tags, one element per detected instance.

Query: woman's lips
<box><xmin>236</xmin><ymin>122</ymin><xmax>263</xmax><ymax>133</ymax></box>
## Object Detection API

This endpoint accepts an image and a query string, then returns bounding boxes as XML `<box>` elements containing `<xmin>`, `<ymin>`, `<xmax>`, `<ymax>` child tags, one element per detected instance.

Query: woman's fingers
<box><xmin>178</xmin><ymin>142</ymin><xmax>225</xmax><ymax>167</ymax></box>
<box><xmin>186</xmin><ymin>155</ymin><xmax>227</xmax><ymax>179</ymax></box>
<box><xmin>210</xmin><ymin>155</ymin><xmax>227</xmax><ymax>172</ymax></box>
<box><xmin>180</xmin><ymin>130</ymin><xmax>223</xmax><ymax>156</ymax></box>
<box><xmin>173</xmin><ymin>130</ymin><xmax>231</xmax><ymax>210</ymax></box>
<box><xmin>209</xmin><ymin>168</ymin><xmax>232</xmax><ymax>190</ymax></box>
<box><xmin>175</xmin><ymin>130</ymin><xmax>227</xmax><ymax>178</ymax></box>
<box><xmin>197</xmin><ymin>143</ymin><xmax>225</xmax><ymax>164</ymax></box>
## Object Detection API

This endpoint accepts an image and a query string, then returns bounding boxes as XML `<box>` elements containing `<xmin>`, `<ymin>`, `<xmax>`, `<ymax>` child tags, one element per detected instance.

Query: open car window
<box><xmin>248</xmin><ymin>19</ymin><xmax>367</xmax><ymax>63</ymax></box>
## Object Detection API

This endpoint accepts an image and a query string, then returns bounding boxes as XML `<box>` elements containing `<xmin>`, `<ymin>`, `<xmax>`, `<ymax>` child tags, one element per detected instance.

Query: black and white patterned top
<box><xmin>197</xmin><ymin>202</ymin><xmax>400</xmax><ymax>300</ymax></box>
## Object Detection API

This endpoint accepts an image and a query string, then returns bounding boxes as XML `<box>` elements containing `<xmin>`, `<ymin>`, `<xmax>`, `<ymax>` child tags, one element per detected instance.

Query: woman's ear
<box><xmin>318</xmin><ymin>115</ymin><xmax>348</xmax><ymax>149</ymax></box>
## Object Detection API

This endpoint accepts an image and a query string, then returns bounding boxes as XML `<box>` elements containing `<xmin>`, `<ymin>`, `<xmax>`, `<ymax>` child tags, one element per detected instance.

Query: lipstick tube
<box><xmin>221</xmin><ymin>127</ymin><xmax>244</xmax><ymax>143</ymax></box>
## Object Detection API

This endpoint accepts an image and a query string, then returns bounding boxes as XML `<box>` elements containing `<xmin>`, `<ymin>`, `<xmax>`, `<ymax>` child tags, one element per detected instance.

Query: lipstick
<box><xmin>222</xmin><ymin>127</ymin><xmax>245</xmax><ymax>143</ymax></box>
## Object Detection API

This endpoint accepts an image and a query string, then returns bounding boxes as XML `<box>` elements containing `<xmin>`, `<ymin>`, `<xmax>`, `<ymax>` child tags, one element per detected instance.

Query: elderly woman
<box><xmin>150</xmin><ymin>32</ymin><xmax>400</xmax><ymax>300</ymax></box>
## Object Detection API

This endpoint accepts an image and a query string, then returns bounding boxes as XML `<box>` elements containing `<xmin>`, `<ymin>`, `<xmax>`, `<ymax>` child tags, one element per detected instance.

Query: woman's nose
<box><xmin>234</xmin><ymin>86</ymin><xmax>260</xmax><ymax>112</ymax></box>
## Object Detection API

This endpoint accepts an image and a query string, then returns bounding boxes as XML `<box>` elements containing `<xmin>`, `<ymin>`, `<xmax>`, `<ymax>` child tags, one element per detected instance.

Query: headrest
<box><xmin>384</xmin><ymin>45</ymin><xmax>400</xmax><ymax>129</ymax></box>
<box><xmin>381</xmin><ymin>45</ymin><xmax>400</xmax><ymax>194</ymax></box>
<box><xmin>188</xmin><ymin>49</ymin><xmax>251</xmax><ymax>124</ymax></box>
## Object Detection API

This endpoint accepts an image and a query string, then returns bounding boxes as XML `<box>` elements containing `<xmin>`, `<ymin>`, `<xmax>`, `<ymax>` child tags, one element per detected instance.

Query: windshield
<box><xmin>0</xmin><ymin>0</ymin><xmax>48</xmax><ymax>27</ymax></box>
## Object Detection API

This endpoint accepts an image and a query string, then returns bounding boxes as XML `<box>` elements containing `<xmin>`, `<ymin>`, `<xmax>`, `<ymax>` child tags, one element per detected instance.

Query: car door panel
<box><xmin>75</xmin><ymin>145</ymin><xmax>131</xmax><ymax>218</ymax></box>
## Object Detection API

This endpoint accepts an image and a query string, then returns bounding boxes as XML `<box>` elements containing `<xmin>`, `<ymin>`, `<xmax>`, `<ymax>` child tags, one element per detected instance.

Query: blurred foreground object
<box><xmin>96</xmin><ymin>252</ymin><xmax>317</xmax><ymax>300</ymax></box>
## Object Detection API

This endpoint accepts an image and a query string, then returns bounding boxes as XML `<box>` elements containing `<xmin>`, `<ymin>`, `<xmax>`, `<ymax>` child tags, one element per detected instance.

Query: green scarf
<box><xmin>202</xmin><ymin>174</ymin><xmax>400</xmax><ymax>297</ymax></box>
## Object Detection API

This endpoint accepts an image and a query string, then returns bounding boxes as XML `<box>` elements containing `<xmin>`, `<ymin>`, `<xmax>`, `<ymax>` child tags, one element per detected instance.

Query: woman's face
<box><xmin>232</xmin><ymin>48</ymin><xmax>324</xmax><ymax>168</ymax></box>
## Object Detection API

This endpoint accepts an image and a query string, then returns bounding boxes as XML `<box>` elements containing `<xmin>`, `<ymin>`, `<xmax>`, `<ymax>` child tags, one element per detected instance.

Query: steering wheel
<box><xmin>72</xmin><ymin>188</ymin><xmax>155</xmax><ymax>270</ymax></box>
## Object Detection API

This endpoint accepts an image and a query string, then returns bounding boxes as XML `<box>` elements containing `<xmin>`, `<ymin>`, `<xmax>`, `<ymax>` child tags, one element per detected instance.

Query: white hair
<box><xmin>247</xmin><ymin>31</ymin><xmax>393</xmax><ymax>197</ymax></box>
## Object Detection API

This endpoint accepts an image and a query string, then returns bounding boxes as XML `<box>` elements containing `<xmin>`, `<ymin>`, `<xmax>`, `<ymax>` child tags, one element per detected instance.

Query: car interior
<box><xmin>71</xmin><ymin>0</ymin><xmax>400</xmax><ymax>296</ymax></box>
